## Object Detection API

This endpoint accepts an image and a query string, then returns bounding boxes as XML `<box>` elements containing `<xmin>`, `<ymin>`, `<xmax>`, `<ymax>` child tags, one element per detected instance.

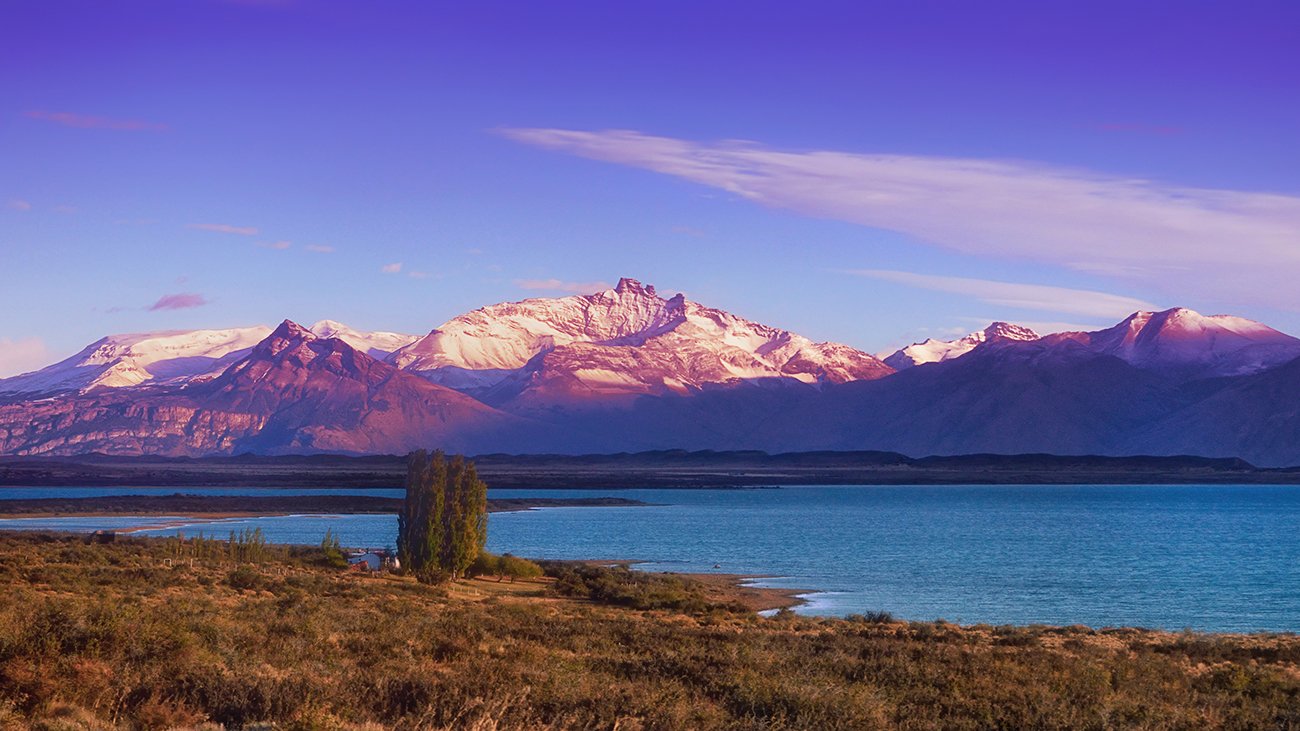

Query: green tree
<box><xmin>499</xmin><ymin>554</ymin><xmax>543</xmax><ymax>583</ymax></box>
<box><xmin>320</xmin><ymin>530</ymin><xmax>347</xmax><ymax>569</ymax></box>
<box><xmin>398</xmin><ymin>450</ymin><xmax>489</xmax><ymax>582</ymax></box>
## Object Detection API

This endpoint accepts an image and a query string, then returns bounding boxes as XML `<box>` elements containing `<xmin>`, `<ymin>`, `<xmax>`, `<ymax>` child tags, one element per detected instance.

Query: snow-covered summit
<box><xmin>308</xmin><ymin>320</ymin><xmax>418</xmax><ymax>359</ymax></box>
<box><xmin>390</xmin><ymin>277</ymin><xmax>893</xmax><ymax>399</ymax></box>
<box><xmin>1076</xmin><ymin>307</ymin><xmax>1300</xmax><ymax>376</ymax></box>
<box><xmin>389</xmin><ymin>277</ymin><xmax>690</xmax><ymax>375</ymax></box>
<box><xmin>0</xmin><ymin>319</ymin><xmax>418</xmax><ymax>397</ymax></box>
<box><xmin>883</xmin><ymin>322</ymin><xmax>1040</xmax><ymax>370</ymax></box>
<box><xmin>0</xmin><ymin>326</ymin><xmax>273</xmax><ymax>395</ymax></box>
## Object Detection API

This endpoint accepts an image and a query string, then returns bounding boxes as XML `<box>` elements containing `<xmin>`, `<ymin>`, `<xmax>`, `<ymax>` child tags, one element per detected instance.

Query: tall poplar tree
<box><xmin>397</xmin><ymin>450</ymin><xmax>489</xmax><ymax>582</ymax></box>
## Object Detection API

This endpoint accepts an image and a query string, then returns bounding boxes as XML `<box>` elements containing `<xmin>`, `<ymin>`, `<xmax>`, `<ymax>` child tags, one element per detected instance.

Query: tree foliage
<box><xmin>468</xmin><ymin>552</ymin><xmax>544</xmax><ymax>582</ymax></box>
<box><xmin>320</xmin><ymin>530</ymin><xmax>347</xmax><ymax>569</ymax></box>
<box><xmin>397</xmin><ymin>450</ymin><xmax>489</xmax><ymax>582</ymax></box>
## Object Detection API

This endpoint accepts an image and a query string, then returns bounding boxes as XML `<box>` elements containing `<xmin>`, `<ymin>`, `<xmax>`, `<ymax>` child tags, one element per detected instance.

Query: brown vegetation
<box><xmin>0</xmin><ymin>532</ymin><xmax>1297</xmax><ymax>730</ymax></box>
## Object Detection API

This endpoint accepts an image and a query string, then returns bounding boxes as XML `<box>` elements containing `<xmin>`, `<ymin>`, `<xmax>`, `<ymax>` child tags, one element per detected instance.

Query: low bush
<box><xmin>226</xmin><ymin>565</ymin><xmax>264</xmax><ymax>591</ymax></box>
<box><xmin>469</xmin><ymin>552</ymin><xmax>544</xmax><ymax>582</ymax></box>
<box><xmin>542</xmin><ymin>562</ymin><xmax>741</xmax><ymax>613</ymax></box>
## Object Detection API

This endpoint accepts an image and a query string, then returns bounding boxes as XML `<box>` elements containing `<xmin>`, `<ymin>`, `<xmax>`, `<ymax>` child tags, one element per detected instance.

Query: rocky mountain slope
<box><xmin>0</xmin><ymin>326</ymin><xmax>273</xmax><ymax>395</ymax></box>
<box><xmin>391</xmin><ymin>278</ymin><xmax>894</xmax><ymax>406</ymax></box>
<box><xmin>0</xmin><ymin>322</ymin><xmax>554</xmax><ymax>456</ymax></box>
<box><xmin>3</xmin><ymin>285</ymin><xmax>1300</xmax><ymax>465</ymax></box>
<box><xmin>1043</xmin><ymin>308</ymin><xmax>1300</xmax><ymax>379</ymax></box>
<box><xmin>0</xmin><ymin>321</ymin><xmax>419</xmax><ymax>397</ymax></box>
<box><xmin>883</xmin><ymin>322</ymin><xmax>1039</xmax><ymax>370</ymax></box>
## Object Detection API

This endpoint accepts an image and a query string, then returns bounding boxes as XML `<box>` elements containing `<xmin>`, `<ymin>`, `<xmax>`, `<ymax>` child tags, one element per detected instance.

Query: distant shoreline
<box><xmin>0</xmin><ymin>493</ymin><xmax>649</xmax><ymax>519</ymax></box>
<box><xmin>3</xmin><ymin>450</ymin><xmax>1299</xmax><ymax>488</ymax></box>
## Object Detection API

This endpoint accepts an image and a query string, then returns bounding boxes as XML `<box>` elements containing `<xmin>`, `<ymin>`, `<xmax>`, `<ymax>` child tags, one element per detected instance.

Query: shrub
<box><xmin>542</xmin><ymin>562</ymin><xmax>735</xmax><ymax>613</ymax></box>
<box><xmin>846</xmin><ymin>610</ymin><xmax>895</xmax><ymax>624</ymax></box>
<box><xmin>226</xmin><ymin>566</ymin><xmax>264</xmax><ymax>591</ymax></box>
<box><xmin>467</xmin><ymin>551</ymin><xmax>502</xmax><ymax>578</ymax></box>
<box><xmin>319</xmin><ymin>531</ymin><xmax>348</xmax><ymax>569</ymax></box>
<box><xmin>499</xmin><ymin>554</ymin><xmax>543</xmax><ymax>583</ymax></box>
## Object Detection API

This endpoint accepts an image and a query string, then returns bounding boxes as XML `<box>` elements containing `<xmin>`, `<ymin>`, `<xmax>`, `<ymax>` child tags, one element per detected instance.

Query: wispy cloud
<box><xmin>258</xmin><ymin>240</ymin><xmax>292</xmax><ymax>250</ymax></box>
<box><xmin>501</xmin><ymin>128</ymin><xmax>1300</xmax><ymax>309</ymax></box>
<box><xmin>147</xmin><ymin>293</ymin><xmax>208</xmax><ymax>311</ymax></box>
<box><xmin>51</xmin><ymin>204</ymin><xmax>77</xmax><ymax>214</ymax></box>
<box><xmin>847</xmin><ymin>269</ymin><xmax>1159</xmax><ymax>319</ymax></box>
<box><xmin>5</xmin><ymin>200</ymin><xmax>31</xmax><ymax>212</ymax></box>
<box><xmin>304</xmin><ymin>244</ymin><xmax>334</xmax><ymax>253</ymax></box>
<box><xmin>408</xmin><ymin>271</ymin><xmax>429</xmax><ymax>279</ymax></box>
<box><xmin>188</xmin><ymin>223</ymin><xmax>258</xmax><ymax>236</ymax></box>
<box><xmin>381</xmin><ymin>262</ymin><xmax>403</xmax><ymax>274</ymax></box>
<box><xmin>0</xmin><ymin>337</ymin><xmax>51</xmax><ymax>379</ymax></box>
<box><xmin>24</xmin><ymin>110</ymin><xmax>168</xmax><ymax>132</ymax></box>
<box><xmin>1095</xmin><ymin>122</ymin><xmax>1183</xmax><ymax>136</ymax></box>
<box><xmin>515</xmin><ymin>278</ymin><xmax>612</xmax><ymax>294</ymax></box>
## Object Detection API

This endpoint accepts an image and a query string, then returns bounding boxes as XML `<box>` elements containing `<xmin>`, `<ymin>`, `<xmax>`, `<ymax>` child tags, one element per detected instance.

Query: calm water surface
<box><xmin>1</xmin><ymin>484</ymin><xmax>1297</xmax><ymax>633</ymax></box>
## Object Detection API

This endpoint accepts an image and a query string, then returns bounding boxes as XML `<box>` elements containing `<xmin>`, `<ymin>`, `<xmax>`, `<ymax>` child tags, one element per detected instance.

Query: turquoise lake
<box><xmin>1</xmin><ymin>484</ymin><xmax>1297</xmax><ymax>633</ymax></box>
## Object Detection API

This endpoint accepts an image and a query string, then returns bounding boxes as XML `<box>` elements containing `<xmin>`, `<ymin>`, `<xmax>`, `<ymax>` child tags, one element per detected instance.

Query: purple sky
<box><xmin>2</xmin><ymin>0</ymin><xmax>1298</xmax><ymax>376</ymax></box>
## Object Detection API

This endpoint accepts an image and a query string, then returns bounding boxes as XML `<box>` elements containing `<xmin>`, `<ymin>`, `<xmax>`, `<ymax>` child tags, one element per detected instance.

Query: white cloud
<box><xmin>188</xmin><ymin>223</ymin><xmax>258</xmax><ymax>236</ymax></box>
<box><xmin>408</xmin><ymin>271</ymin><xmax>429</xmax><ymax>279</ymax></box>
<box><xmin>24</xmin><ymin>110</ymin><xmax>168</xmax><ymax>132</ymax></box>
<box><xmin>258</xmin><ymin>240</ymin><xmax>292</xmax><ymax>250</ymax></box>
<box><xmin>501</xmin><ymin>128</ymin><xmax>1300</xmax><ymax>309</ymax></box>
<box><xmin>0</xmin><ymin>337</ymin><xmax>51</xmax><ymax>378</ymax></box>
<box><xmin>515</xmin><ymin>278</ymin><xmax>612</xmax><ymax>294</ymax></box>
<box><xmin>381</xmin><ymin>262</ymin><xmax>403</xmax><ymax>274</ymax></box>
<box><xmin>847</xmin><ymin>269</ymin><xmax>1159</xmax><ymax>319</ymax></box>
<box><xmin>304</xmin><ymin>244</ymin><xmax>334</xmax><ymax>253</ymax></box>
<box><xmin>5</xmin><ymin>200</ymin><xmax>31</xmax><ymax>212</ymax></box>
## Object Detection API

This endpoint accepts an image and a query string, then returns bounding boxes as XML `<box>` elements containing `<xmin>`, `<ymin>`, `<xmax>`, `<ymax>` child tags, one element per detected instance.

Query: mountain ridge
<box><xmin>3</xmin><ymin>281</ymin><xmax>1300</xmax><ymax>464</ymax></box>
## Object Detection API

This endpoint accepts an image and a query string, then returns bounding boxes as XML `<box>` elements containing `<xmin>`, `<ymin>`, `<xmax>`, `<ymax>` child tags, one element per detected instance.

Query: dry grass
<box><xmin>0</xmin><ymin>532</ymin><xmax>1297</xmax><ymax>730</ymax></box>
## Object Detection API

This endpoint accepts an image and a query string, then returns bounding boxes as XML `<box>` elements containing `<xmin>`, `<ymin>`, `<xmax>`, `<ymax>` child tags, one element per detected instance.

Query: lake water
<box><xmin>1</xmin><ymin>484</ymin><xmax>1297</xmax><ymax>633</ymax></box>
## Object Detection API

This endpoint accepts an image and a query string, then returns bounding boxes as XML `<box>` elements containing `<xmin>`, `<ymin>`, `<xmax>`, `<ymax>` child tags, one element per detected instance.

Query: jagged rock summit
<box><xmin>0</xmin><ymin>321</ymin><xmax>419</xmax><ymax>397</ymax></box>
<box><xmin>884</xmin><ymin>322</ymin><xmax>1040</xmax><ymax>370</ymax></box>
<box><xmin>6</xmin><ymin>283</ymin><xmax>1300</xmax><ymax>465</ymax></box>
<box><xmin>0</xmin><ymin>320</ymin><xmax>532</xmax><ymax>456</ymax></box>
<box><xmin>390</xmin><ymin>277</ymin><xmax>894</xmax><ymax>403</ymax></box>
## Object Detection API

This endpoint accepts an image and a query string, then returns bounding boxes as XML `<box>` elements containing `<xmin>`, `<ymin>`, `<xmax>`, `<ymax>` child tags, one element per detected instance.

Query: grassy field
<box><xmin>0</xmin><ymin>532</ymin><xmax>1297</xmax><ymax>730</ymax></box>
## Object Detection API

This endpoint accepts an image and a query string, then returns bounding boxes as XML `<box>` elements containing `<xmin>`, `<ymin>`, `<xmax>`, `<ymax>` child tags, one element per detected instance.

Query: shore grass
<box><xmin>0</xmin><ymin>532</ymin><xmax>1297</xmax><ymax>730</ymax></box>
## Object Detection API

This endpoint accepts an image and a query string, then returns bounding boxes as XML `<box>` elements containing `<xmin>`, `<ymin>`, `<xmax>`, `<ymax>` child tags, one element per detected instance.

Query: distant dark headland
<box><xmin>1</xmin><ymin>450</ymin><xmax>1297</xmax><ymax>489</ymax></box>
<box><xmin>0</xmin><ymin>493</ymin><xmax>647</xmax><ymax>517</ymax></box>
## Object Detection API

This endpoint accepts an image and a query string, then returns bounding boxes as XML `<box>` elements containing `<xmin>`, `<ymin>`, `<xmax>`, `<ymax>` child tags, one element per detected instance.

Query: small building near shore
<box><xmin>347</xmin><ymin>550</ymin><xmax>399</xmax><ymax>572</ymax></box>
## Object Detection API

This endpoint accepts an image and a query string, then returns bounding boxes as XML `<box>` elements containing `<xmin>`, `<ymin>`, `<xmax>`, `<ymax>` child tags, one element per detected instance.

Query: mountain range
<box><xmin>4</xmin><ymin>277</ymin><xmax>1300</xmax><ymax>466</ymax></box>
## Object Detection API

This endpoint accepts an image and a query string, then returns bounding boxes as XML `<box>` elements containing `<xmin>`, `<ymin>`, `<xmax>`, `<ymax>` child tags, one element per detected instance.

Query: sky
<box><xmin>2</xmin><ymin>0</ymin><xmax>1298</xmax><ymax>377</ymax></box>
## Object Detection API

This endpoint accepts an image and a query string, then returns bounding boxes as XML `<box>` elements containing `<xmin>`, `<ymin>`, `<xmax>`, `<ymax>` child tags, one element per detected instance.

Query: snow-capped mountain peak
<box><xmin>0</xmin><ymin>325</ymin><xmax>273</xmax><ymax>395</ymax></box>
<box><xmin>883</xmin><ymin>322</ymin><xmax>1040</xmax><ymax>370</ymax></box>
<box><xmin>308</xmin><ymin>320</ymin><xmax>418</xmax><ymax>359</ymax></box>
<box><xmin>388</xmin><ymin>278</ymin><xmax>689</xmax><ymax>374</ymax></box>
<box><xmin>1082</xmin><ymin>307</ymin><xmax>1300</xmax><ymax>376</ymax></box>
<box><xmin>390</xmin><ymin>277</ymin><xmax>893</xmax><ymax>399</ymax></box>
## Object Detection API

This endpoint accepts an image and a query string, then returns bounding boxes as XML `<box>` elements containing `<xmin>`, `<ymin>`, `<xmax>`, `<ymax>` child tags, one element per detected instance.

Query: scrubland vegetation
<box><xmin>0</xmin><ymin>531</ymin><xmax>1297</xmax><ymax>730</ymax></box>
